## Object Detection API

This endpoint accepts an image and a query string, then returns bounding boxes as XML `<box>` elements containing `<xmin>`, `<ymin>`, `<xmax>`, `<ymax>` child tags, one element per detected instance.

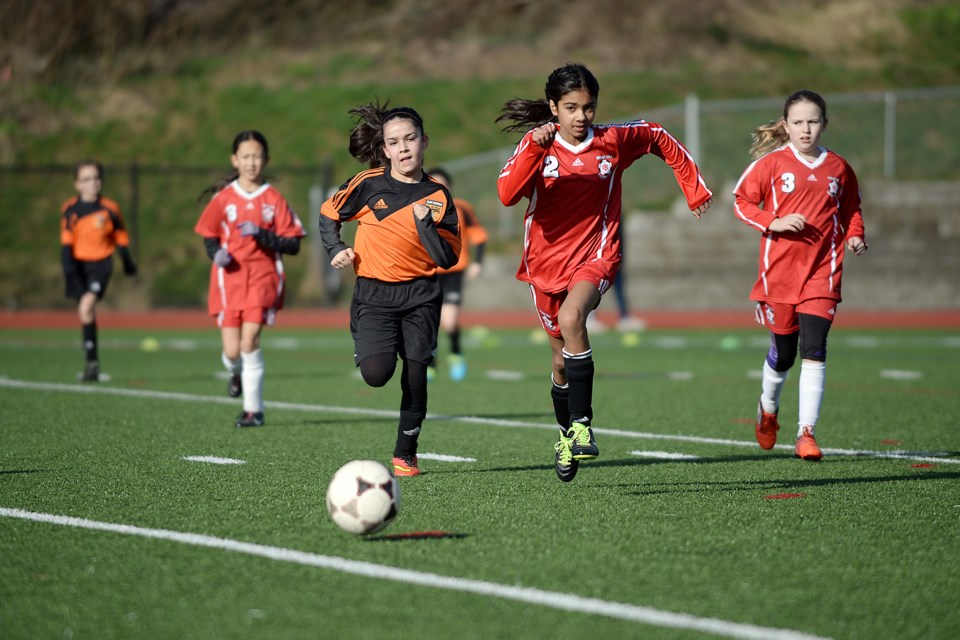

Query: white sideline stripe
<box><xmin>879</xmin><ymin>369</ymin><xmax>923</xmax><ymax>380</ymax></box>
<box><xmin>182</xmin><ymin>455</ymin><xmax>246</xmax><ymax>465</ymax></box>
<box><xmin>631</xmin><ymin>450</ymin><xmax>701</xmax><ymax>460</ymax></box>
<box><xmin>417</xmin><ymin>453</ymin><xmax>477</xmax><ymax>463</ymax></box>
<box><xmin>2</xmin><ymin>377</ymin><xmax>957</xmax><ymax>465</ymax></box>
<box><xmin>0</xmin><ymin>507</ymin><xmax>830</xmax><ymax>640</ymax></box>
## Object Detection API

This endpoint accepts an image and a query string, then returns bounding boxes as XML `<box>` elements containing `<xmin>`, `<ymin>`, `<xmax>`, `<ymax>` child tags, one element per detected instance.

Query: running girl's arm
<box><xmin>497</xmin><ymin>129</ymin><xmax>549</xmax><ymax>206</ymax></box>
<box><xmin>413</xmin><ymin>201</ymin><xmax>460</xmax><ymax>269</ymax></box>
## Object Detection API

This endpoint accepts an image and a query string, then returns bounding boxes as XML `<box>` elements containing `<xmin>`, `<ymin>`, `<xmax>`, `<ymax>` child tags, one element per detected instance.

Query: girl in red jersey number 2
<box><xmin>496</xmin><ymin>63</ymin><xmax>713</xmax><ymax>483</ymax></box>
<box><xmin>194</xmin><ymin>130</ymin><xmax>306</xmax><ymax>428</ymax></box>
<box><xmin>733</xmin><ymin>90</ymin><xmax>868</xmax><ymax>461</ymax></box>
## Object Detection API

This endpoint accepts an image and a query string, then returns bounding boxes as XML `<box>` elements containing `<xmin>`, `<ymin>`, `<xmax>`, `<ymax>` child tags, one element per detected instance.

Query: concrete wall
<box><xmin>463</xmin><ymin>181</ymin><xmax>960</xmax><ymax>312</ymax></box>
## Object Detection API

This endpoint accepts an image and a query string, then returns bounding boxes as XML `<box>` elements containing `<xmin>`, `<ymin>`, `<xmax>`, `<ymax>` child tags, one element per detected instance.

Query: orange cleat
<box><xmin>795</xmin><ymin>427</ymin><xmax>823</xmax><ymax>461</ymax></box>
<box><xmin>392</xmin><ymin>455</ymin><xmax>421</xmax><ymax>477</ymax></box>
<box><xmin>755</xmin><ymin>403</ymin><xmax>780</xmax><ymax>450</ymax></box>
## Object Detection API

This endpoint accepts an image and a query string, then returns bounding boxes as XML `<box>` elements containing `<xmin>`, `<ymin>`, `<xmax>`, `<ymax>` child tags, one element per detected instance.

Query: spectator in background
<box><xmin>60</xmin><ymin>160</ymin><xmax>138</xmax><ymax>382</ymax></box>
<box><xmin>425</xmin><ymin>167</ymin><xmax>488</xmax><ymax>381</ymax></box>
<box><xmin>497</xmin><ymin>63</ymin><xmax>712</xmax><ymax>483</ymax></box>
<box><xmin>194</xmin><ymin>130</ymin><xmax>306</xmax><ymax>428</ymax></box>
<box><xmin>733</xmin><ymin>89</ymin><xmax>868</xmax><ymax>461</ymax></box>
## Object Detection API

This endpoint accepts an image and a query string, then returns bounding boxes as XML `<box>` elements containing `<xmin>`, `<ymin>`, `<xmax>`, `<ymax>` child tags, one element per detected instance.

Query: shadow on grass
<box><xmin>367</xmin><ymin>530</ymin><xmax>469</xmax><ymax>542</ymax></box>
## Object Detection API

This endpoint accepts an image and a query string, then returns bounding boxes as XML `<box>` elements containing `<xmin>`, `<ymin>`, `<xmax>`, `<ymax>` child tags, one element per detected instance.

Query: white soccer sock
<box><xmin>760</xmin><ymin>360</ymin><xmax>788</xmax><ymax>414</ymax></box>
<box><xmin>797</xmin><ymin>360</ymin><xmax>826</xmax><ymax>437</ymax></box>
<box><xmin>221</xmin><ymin>352</ymin><xmax>242</xmax><ymax>375</ymax></box>
<box><xmin>241</xmin><ymin>349</ymin><xmax>265</xmax><ymax>413</ymax></box>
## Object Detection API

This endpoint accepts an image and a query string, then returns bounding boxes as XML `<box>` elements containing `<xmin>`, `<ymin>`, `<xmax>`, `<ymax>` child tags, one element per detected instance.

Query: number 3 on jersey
<box><xmin>780</xmin><ymin>172</ymin><xmax>795</xmax><ymax>193</ymax></box>
<box><xmin>543</xmin><ymin>155</ymin><xmax>560</xmax><ymax>179</ymax></box>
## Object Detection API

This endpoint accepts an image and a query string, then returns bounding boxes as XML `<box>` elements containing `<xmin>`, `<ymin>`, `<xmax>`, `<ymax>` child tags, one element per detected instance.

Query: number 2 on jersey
<box><xmin>543</xmin><ymin>156</ymin><xmax>560</xmax><ymax>179</ymax></box>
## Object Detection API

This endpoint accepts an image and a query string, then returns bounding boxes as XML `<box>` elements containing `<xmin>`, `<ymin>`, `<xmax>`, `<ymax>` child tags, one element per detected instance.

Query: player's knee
<box><xmin>766</xmin><ymin>331</ymin><xmax>799</xmax><ymax>371</ymax></box>
<box><xmin>799</xmin><ymin>313</ymin><xmax>831</xmax><ymax>362</ymax></box>
<box><xmin>359</xmin><ymin>353</ymin><xmax>396</xmax><ymax>387</ymax></box>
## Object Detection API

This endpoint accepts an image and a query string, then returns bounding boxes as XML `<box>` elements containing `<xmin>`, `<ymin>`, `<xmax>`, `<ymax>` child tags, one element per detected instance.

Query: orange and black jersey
<box><xmin>320</xmin><ymin>168</ymin><xmax>461</xmax><ymax>282</ymax></box>
<box><xmin>60</xmin><ymin>196</ymin><xmax>130</xmax><ymax>261</ymax></box>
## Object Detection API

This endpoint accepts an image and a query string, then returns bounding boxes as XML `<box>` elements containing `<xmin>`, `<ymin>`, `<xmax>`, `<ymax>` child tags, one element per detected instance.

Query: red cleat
<box><xmin>392</xmin><ymin>455</ymin><xmax>421</xmax><ymax>477</ymax></box>
<box><xmin>755</xmin><ymin>403</ymin><xmax>780</xmax><ymax>450</ymax></box>
<box><xmin>795</xmin><ymin>427</ymin><xmax>823</xmax><ymax>461</ymax></box>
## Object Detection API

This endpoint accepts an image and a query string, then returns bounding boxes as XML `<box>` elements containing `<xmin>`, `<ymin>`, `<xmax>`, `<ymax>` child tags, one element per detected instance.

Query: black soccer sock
<box><xmin>563</xmin><ymin>349</ymin><xmax>594</xmax><ymax>425</ymax></box>
<box><xmin>394</xmin><ymin>359</ymin><xmax>428</xmax><ymax>458</ymax></box>
<box><xmin>550</xmin><ymin>377</ymin><xmax>570</xmax><ymax>431</ymax></box>
<box><xmin>449</xmin><ymin>328</ymin><xmax>462</xmax><ymax>356</ymax></box>
<box><xmin>82</xmin><ymin>322</ymin><xmax>98</xmax><ymax>363</ymax></box>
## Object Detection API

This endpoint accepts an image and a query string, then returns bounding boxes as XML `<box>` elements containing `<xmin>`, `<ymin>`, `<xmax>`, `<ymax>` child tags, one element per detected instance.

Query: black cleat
<box><xmin>569</xmin><ymin>422</ymin><xmax>599</xmax><ymax>460</ymax></box>
<box><xmin>82</xmin><ymin>360</ymin><xmax>100</xmax><ymax>382</ymax></box>
<box><xmin>235</xmin><ymin>411</ymin><xmax>264</xmax><ymax>428</ymax></box>
<box><xmin>227</xmin><ymin>373</ymin><xmax>242</xmax><ymax>398</ymax></box>
<box><xmin>554</xmin><ymin>430</ymin><xmax>580</xmax><ymax>482</ymax></box>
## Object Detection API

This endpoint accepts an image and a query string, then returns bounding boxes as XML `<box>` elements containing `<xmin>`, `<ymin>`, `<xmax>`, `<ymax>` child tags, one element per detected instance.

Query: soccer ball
<box><xmin>326</xmin><ymin>460</ymin><xmax>400</xmax><ymax>535</ymax></box>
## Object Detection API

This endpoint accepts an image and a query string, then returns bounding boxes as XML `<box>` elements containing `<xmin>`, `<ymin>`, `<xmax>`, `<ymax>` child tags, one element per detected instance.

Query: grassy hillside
<box><xmin>1</xmin><ymin>0</ymin><xmax>958</xmax><ymax>310</ymax></box>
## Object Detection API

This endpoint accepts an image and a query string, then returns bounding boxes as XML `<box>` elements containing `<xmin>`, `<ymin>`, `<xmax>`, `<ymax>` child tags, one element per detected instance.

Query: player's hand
<box><xmin>466</xmin><ymin>262</ymin><xmax>483</xmax><ymax>279</ymax></box>
<box><xmin>691</xmin><ymin>197</ymin><xmax>712</xmax><ymax>220</ymax></box>
<box><xmin>237</xmin><ymin>220</ymin><xmax>260</xmax><ymax>237</ymax></box>
<box><xmin>847</xmin><ymin>236</ymin><xmax>868</xmax><ymax>255</ymax></box>
<box><xmin>123</xmin><ymin>260</ymin><xmax>138</xmax><ymax>276</ymax></box>
<box><xmin>768</xmin><ymin>213</ymin><xmax>807</xmax><ymax>233</ymax></box>
<box><xmin>213</xmin><ymin>248</ymin><xmax>233</xmax><ymax>267</ymax></box>
<box><xmin>331</xmin><ymin>247</ymin><xmax>355</xmax><ymax>270</ymax></box>
<box><xmin>531</xmin><ymin>123</ymin><xmax>557</xmax><ymax>147</ymax></box>
<box><xmin>413</xmin><ymin>203</ymin><xmax>430</xmax><ymax>220</ymax></box>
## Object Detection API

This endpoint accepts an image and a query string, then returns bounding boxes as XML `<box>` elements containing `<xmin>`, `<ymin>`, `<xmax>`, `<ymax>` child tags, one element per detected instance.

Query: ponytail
<box><xmin>496</xmin><ymin>63</ymin><xmax>600</xmax><ymax>134</ymax></box>
<box><xmin>750</xmin><ymin>89</ymin><xmax>828</xmax><ymax>159</ymax></box>
<box><xmin>348</xmin><ymin>98</ymin><xmax>425</xmax><ymax>169</ymax></box>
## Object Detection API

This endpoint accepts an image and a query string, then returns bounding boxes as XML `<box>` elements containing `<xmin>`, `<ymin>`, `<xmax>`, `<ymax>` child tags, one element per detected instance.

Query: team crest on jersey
<box><xmin>226</xmin><ymin>204</ymin><xmax>238</xmax><ymax>222</ymax></box>
<box><xmin>425</xmin><ymin>199</ymin><xmax>444</xmax><ymax>222</ymax></box>
<box><xmin>261</xmin><ymin>203</ymin><xmax>275</xmax><ymax>222</ymax></box>
<box><xmin>827</xmin><ymin>177</ymin><xmax>840</xmax><ymax>198</ymax></box>
<box><xmin>765</xmin><ymin>305</ymin><xmax>775</xmax><ymax>326</ymax></box>
<box><xmin>597</xmin><ymin>155</ymin><xmax>613</xmax><ymax>179</ymax></box>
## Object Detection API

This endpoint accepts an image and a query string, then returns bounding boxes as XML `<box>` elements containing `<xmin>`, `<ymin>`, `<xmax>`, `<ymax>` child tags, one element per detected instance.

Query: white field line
<box><xmin>0</xmin><ymin>507</ymin><xmax>830</xmax><ymax>640</ymax></box>
<box><xmin>182</xmin><ymin>455</ymin><xmax>246</xmax><ymax>465</ymax></box>
<box><xmin>631</xmin><ymin>451</ymin><xmax>701</xmax><ymax>460</ymax></box>
<box><xmin>2</xmin><ymin>377</ymin><xmax>957</xmax><ymax>465</ymax></box>
<box><xmin>417</xmin><ymin>453</ymin><xmax>477</xmax><ymax>463</ymax></box>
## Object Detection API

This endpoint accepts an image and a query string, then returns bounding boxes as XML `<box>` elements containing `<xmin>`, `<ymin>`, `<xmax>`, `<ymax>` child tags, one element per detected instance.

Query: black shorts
<box><xmin>350</xmin><ymin>276</ymin><xmax>442</xmax><ymax>366</ymax></box>
<box><xmin>438</xmin><ymin>271</ymin><xmax>464</xmax><ymax>305</ymax></box>
<box><xmin>65</xmin><ymin>257</ymin><xmax>113</xmax><ymax>301</ymax></box>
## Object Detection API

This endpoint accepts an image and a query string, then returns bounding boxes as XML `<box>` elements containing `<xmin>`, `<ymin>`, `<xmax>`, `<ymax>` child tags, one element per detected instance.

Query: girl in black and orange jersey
<box><xmin>60</xmin><ymin>161</ymin><xmax>138</xmax><ymax>382</ymax></box>
<box><xmin>320</xmin><ymin>101</ymin><xmax>461</xmax><ymax>477</ymax></box>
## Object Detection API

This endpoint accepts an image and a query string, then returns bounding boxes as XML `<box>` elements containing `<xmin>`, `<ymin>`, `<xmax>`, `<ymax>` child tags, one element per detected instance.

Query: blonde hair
<box><xmin>750</xmin><ymin>89</ymin><xmax>828</xmax><ymax>159</ymax></box>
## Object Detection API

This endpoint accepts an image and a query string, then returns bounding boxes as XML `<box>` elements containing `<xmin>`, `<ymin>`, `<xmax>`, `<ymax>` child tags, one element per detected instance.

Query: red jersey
<box><xmin>439</xmin><ymin>197</ymin><xmax>488</xmax><ymax>274</ymax></box>
<box><xmin>193</xmin><ymin>181</ymin><xmax>305</xmax><ymax>316</ymax></box>
<box><xmin>498</xmin><ymin>121</ymin><xmax>712</xmax><ymax>293</ymax></box>
<box><xmin>60</xmin><ymin>196</ymin><xmax>130</xmax><ymax>261</ymax></box>
<box><xmin>733</xmin><ymin>143</ymin><xmax>865</xmax><ymax>305</ymax></box>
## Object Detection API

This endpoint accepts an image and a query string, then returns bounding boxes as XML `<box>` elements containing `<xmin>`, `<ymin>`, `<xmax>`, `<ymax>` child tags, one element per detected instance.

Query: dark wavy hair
<box><xmin>348</xmin><ymin>98</ymin><xmax>426</xmax><ymax>168</ymax></box>
<box><xmin>198</xmin><ymin>130</ymin><xmax>270</xmax><ymax>201</ymax></box>
<box><xmin>496</xmin><ymin>63</ymin><xmax>600</xmax><ymax>133</ymax></box>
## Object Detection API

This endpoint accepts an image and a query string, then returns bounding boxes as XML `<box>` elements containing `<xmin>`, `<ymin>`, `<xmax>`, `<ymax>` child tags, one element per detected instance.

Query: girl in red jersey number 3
<box><xmin>497</xmin><ymin>63</ymin><xmax>713</xmax><ymax>483</ymax></box>
<box><xmin>733</xmin><ymin>90</ymin><xmax>868</xmax><ymax>461</ymax></box>
<box><xmin>194</xmin><ymin>130</ymin><xmax>306</xmax><ymax>428</ymax></box>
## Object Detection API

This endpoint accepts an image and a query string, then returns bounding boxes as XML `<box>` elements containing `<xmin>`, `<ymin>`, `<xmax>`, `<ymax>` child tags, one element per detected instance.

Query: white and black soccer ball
<box><xmin>326</xmin><ymin>460</ymin><xmax>400</xmax><ymax>535</ymax></box>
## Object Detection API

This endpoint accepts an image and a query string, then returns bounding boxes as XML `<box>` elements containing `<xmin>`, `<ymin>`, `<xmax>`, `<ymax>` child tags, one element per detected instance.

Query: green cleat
<box><xmin>569</xmin><ymin>421</ymin><xmax>599</xmax><ymax>460</ymax></box>
<box><xmin>554</xmin><ymin>430</ymin><xmax>580</xmax><ymax>482</ymax></box>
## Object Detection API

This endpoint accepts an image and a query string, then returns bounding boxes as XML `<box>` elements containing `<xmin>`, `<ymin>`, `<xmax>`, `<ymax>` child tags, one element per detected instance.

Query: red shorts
<box><xmin>217</xmin><ymin>307</ymin><xmax>275</xmax><ymax>328</ymax></box>
<box><xmin>754</xmin><ymin>299</ymin><xmax>837</xmax><ymax>335</ymax></box>
<box><xmin>529</xmin><ymin>260</ymin><xmax>617</xmax><ymax>339</ymax></box>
